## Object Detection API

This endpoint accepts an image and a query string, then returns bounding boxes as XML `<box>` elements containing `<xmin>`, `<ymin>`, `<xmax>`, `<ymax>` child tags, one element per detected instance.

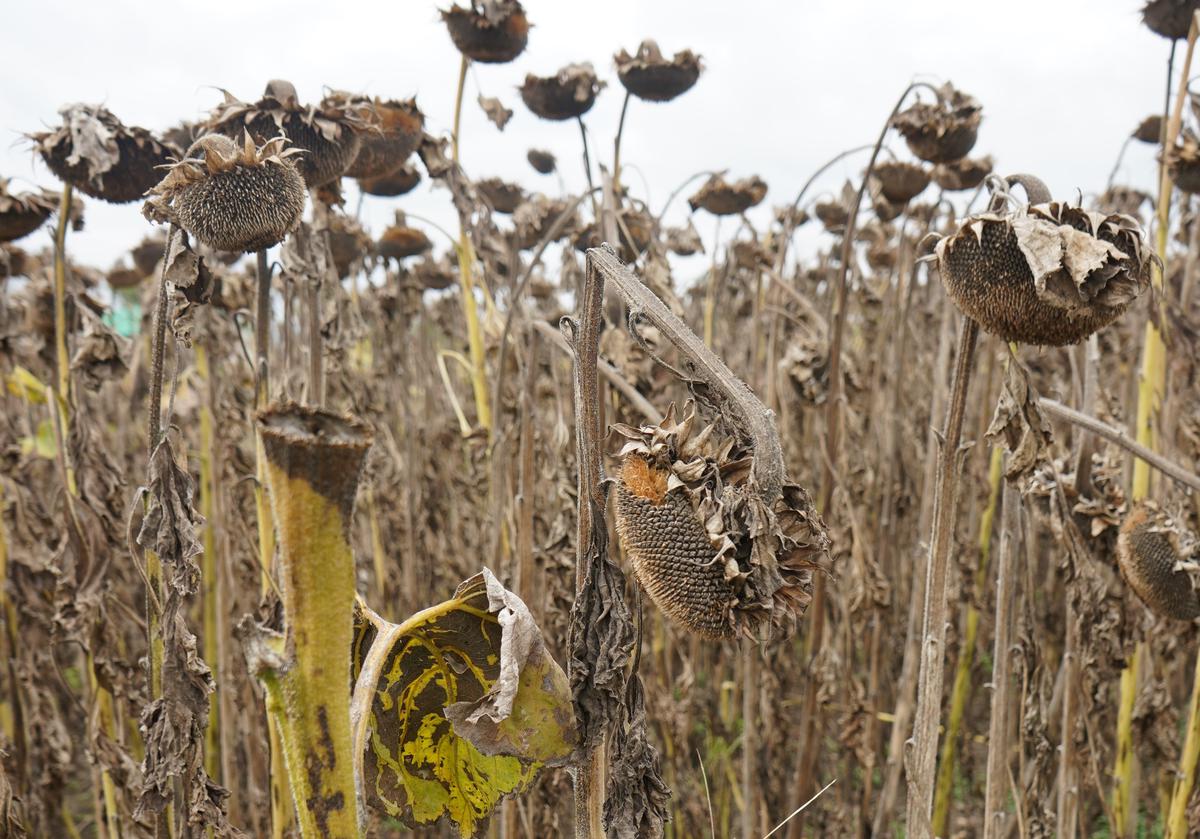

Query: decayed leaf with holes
<box><xmin>350</xmin><ymin>568</ymin><xmax>575</xmax><ymax>838</ymax></box>
<box><xmin>985</xmin><ymin>355</ymin><xmax>1053</xmax><ymax>480</ymax></box>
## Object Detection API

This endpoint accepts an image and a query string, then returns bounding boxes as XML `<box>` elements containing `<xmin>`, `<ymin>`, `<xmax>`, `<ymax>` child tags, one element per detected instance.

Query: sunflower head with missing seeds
<box><xmin>611</xmin><ymin>403</ymin><xmax>830</xmax><ymax>641</ymax></box>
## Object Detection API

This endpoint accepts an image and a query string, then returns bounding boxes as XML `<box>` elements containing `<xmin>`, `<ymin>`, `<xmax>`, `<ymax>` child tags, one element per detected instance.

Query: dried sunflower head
<box><xmin>357</xmin><ymin>162</ymin><xmax>421</xmax><ymax>197</ymax></box>
<box><xmin>31</xmin><ymin>104</ymin><xmax>174</xmax><ymax>204</ymax></box>
<box><xmin>1133</xmin><ymin>114</ymin><xmax>1164</xmax><ymax>144</ymax></box>
<box><xmin>441</xmin><ymin>0</ymin><xmax>529</xmax><ymax>63</ymax></box>
<box><xmin>665</xmin><ymin>219</ymin><xmax>704</xmax><ymax>256</ymax></box>
<box><xmin>932</xmin><ymin>176</ymin><xmax>1153</xmax><ymax>346</ymax></box>
<box><xmin>476</xmin><ymin>177</ymin><xmax>526</xmax><ymax>214</ymax></box>
<box><xmin>377</xmin><ymin>212</ymin><xmax>432</xmax><ymax>261</ymax></box>
<box><xmin>688</xmin><ymin>173</ymin><xmax>767</xmax><ymax>216</ymax></box>
<box><xmin>815</xmin><ymin>198</ymin><xmax>849</xmax><ymax>233</ymax></box>
<box><xmin>1141</xmin><ymin>0</ymin><xmax>1200</xmax><ymax>39</ymax></box>
<box><xmin>1097</xmin><ymin>185</ymin><xmax>1152</xmax><ymax>220</ymax></box>
<box><xmin>143</xmin><ymin>132</ymin><xmax>307</xmax><ymax>254</ymax></box>
<box><xmin>871</xmin><ymin>160</ymin><xmax>931</xmax><ymax>204</ymax></box>
<box><xmin>206</xmin><ymin>81</ymin><xmax>367</xmax><ymax>188</ymax></box>
<box><xmin>526</xmin><ymin>148</ymin><xmax>556</xmax><ymax>174</ymax></box>
<box><xmin>1117</xmin><ymin>500</ymin><xmax>1200</xmax><ymax>620</ymax></box>
<box><xmin>0</xmin><ymin>180</ymin><xmax>61</xmax><ymax>243</ymax></box>
<box><xmin>519</xmin><ymin>64</ymin><xmax>604</xmax><ymax>121</ymax></box>
<box><xmin>512</xmin><ymin>194</ymin><xmax>577</xmax><ymax>250</ymax></box>
<box><xmin>891</xmin><ymin>83</ymin><xmax>982</xmax><ymax>164</ymax></box>
<box><xmin>327</xmin><ymin>214</ymin><xmax>372</xmax><ymax>279</ymax></box>
<box><xmin>343</xmin><ymin>97</ymin><xmax>424</xmax><ymax>180</ymax></box>
<box><xmin>932</xmin><ymin>156</ymin><xmax>993</xmax><ymax>192</ymax></box>
<box><xmin>414</xmin><ymin>252</ymin><xmax>457</xmax><ymax>290</ymax></box>
<box><xmin>611</xmin><ymin>403</ymin><xmax>830</xmax><ymax>640</ymax></box>
<box><xmin>573</xmin><ymin>208</ymin><xmax>653</xmax><ymax>262</ymax></box>
<box><xmin>871</xmin><ymin>193</ymin><xmax>903</xmax><ymax>223</ymax></box>
<box><xmin>614</xmin><ymin>40</ymin><xmax>702</xmax><ymax>102</ymax></box>
<box><xmin>1165</xmin><ymin>130</ymin><xmax>1200</xmax><ymax>194</ymax></box>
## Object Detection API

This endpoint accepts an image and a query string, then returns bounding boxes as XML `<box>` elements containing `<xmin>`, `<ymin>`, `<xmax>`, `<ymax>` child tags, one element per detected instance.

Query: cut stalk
<box><xmin>255</xmin><ymin>404</ymin><xmax>372</xmax><ymax>838</ymax></box>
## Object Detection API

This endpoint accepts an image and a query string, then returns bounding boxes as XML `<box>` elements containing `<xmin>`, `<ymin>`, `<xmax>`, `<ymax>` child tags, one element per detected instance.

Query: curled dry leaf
<box><xmin>70</xmin><ymin>320</ymin><xmax>129</xmax><ymax>391</ymax></box>
<box><xmin>350</xmin><ymin>568</ymin><xmax>575</xmax><ymax>838</ymax></box>
<box><xmin>477</xmin><ymin>95</ymin><xmax>513</xmax><ymax>130</ymax></box>
<box><xmin>984</xmin><ymin>355</ymin><xmax>1053</xmax><ymax>481</ymax></box>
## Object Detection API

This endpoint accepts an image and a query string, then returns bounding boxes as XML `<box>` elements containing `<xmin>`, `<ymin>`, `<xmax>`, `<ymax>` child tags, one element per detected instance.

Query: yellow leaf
<box><xmin>352</xmin><ymin>570</ymin><xmax>575</xmax><ymax>838</ymax></box>
<box><xmin>5</xmin><ymin>366</ymin><xmax>47</xmax><ymax>404</ymax></box>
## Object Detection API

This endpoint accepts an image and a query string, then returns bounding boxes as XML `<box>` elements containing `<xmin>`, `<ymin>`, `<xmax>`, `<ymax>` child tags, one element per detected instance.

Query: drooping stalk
<box><xmin>450</xmin><ymin>53</ymin><xmax>493</xmax><ymax>432</ymax></box>
<box><xmin>255</xmin><ymin>404</ymin><xmax>371</xmax><ymax>838</ymax></box>
<box><xmin>905</xmin><ymin>315</ymin><xmax>980</xmax><ymax>839</ymax></box>
<box><xmin>612</xmin><ymin>90</ymin><xmax>632</xmax><ymax>195</ymax></box>
<box><xmin>931</xmin><ymin>443</ymin><xmax>1004</xmax><ymax>836</ymax></box>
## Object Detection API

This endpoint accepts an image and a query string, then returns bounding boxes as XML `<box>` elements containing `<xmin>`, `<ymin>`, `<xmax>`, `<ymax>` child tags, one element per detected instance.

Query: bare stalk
<box><xmin>983</xmin><ymin>478</ymin><xmax>1020</xmax><ymax>839</ymax></box>
<box><xmin>905</xmin><ymin>315</ymin><xmax>980</xmax><ymax>839</ymax></box>
<box><xmin>612</xmin><ymin>90</ymin><xmax>631</xmax><ymax>195</ymax></box>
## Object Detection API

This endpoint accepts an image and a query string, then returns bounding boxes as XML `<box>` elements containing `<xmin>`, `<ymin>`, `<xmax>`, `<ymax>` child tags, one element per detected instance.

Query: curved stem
<box><xmin>612</xmin><ymin>90</ymin><xmax>631</xmax><ymax>195</ymax></box>
<box><xmin>452</xmin><ymin>55</ymin><xmax>469</xmax><ymax>164</ymax></box>
<box><xmin>1106</xmin><ymin>135</ymin><xmax>1134</xmax><ymax>192</ymax></box>
<box><xmin>577</xmin><ymin>117</ymin><xmax>598</xmax><ymax>217</ymax></box>
<box><xmin>772</xmin><ymin>143</ymin><xmax>878</xmax><ymax>275</ymax></box>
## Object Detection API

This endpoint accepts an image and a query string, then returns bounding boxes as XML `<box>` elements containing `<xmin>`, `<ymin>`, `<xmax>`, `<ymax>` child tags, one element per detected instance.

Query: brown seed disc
<box><xmin>1117</xmin><ymin>503</ymin><xmax>1200</xmax><ymax>620</ymax></box>
<box><xmin>614</xmin><ymin>457</ymin><xmax>734</xmax><ymax>639</ymax></box>
<box><xmin>901</xmin><ymin>123</ymin><xmax>978</xmax><ymax>165</ymax></box>
<box><xmin>0</xmin><ymin>206</ymin><xmax>51</xmax><ymax>243</ymax></box>
<box><xmin>939</xmin><ymin>218</ymin><xmax>1134</xmax><ymax>346</ymax></box>
<box><xmin>442</xmin><ymin>3</ymin><xmax>529</xmax><ymax>63</ymax></box>
<box><xmin>173</xmin><ymin>161</ymin><xmax>307</xmax><ymax>253</ymax></box>
<box><xmin>40</xmin><ymin>133</ymin><xmax>173</xmax><ymax>204</ymax></box>
<box><xmin>358</xmin><ymin>163</ymin><xmax>421</xmax><ymax>197</ymax></box>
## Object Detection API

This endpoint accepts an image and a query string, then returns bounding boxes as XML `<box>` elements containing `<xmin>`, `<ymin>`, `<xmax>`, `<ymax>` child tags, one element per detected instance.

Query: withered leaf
<box><xmin>985</xmin><ymin>355</ymin><xmax>1053</xmax><ymax>480</ymax></box>
<box><xmin>477</xmin><ymin>95</ymin><xmax>513</xmax><ymax>131</ymax></box>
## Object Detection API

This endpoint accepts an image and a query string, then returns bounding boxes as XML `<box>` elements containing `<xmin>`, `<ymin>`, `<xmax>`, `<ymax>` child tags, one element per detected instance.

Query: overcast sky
<box><xmin>0</xmin><ymin>0</ymin><xmax>1177</xmax><ymax>273</ymax></box>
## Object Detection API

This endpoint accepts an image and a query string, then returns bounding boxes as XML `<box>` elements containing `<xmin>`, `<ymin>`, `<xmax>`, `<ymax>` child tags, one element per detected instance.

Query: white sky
<box><xmin>0</xmin><ymin>0</ymin><xmax>1176</xmax><ymax>274</ymax></box>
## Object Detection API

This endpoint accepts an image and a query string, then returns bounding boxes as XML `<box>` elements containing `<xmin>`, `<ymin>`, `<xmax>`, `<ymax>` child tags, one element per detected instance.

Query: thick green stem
<box><xmin>256</xmin><ymin>404</ymin><xmax>372</xmax><ymax>838</ymax></box>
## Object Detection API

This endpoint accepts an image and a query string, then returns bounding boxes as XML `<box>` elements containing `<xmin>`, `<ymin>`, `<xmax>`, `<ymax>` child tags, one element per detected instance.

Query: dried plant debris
<box><xmin>526</xmin><ymin>148</ymin><xmax>556</xmax><ymax>174</ymax></box>
<box><xmin>477</xmin><ymin>177</ymin><xmax>526</xmax><ymax>214</ymax></box>
<box><xmin>343</xmin><ymin>96</ymin><xmax>424</xmax><ymax>179</ymax></box>
<box><xmin>1165</xmin><ymin>130</ymin><xmax>1200</xmax><ymax>194</ymax></box>
<box><xmin>0</xmin><ymin>180</ymin><xmax>61</xmax><ymax>243</ymax></box>
<box><xmin>358</xmin><ymin>161</ymin><xmax>421</xmax><ymax>196</ymax></box>
<box><xmin>520</xmin><ymin>64</ymin><xmax>605</xmax><ymax>121</ymax></box>
<box><xmin>932</xmin><ymin>155</ymin><xmax>993</xmax><ymax>191</ymax></box>
<box><xmin>1097</xmin><ymin>185</ymin><xmax>1153</xmax><ymax>219</ymax></box>
<box><xmin>614</xmin><ymin>40</ymin><xmax>703</xmax><ymax>102</ymax></box>
<box><xmin>933</xmin><ymin>179</ymin><xmax>1152</xmax><ymax>345</ymax></box>
<box><xmin>892</xmin><ymin>82</ymin><xmax>982</xmax><ymax>164</ymax></box>
<box><xmin>143</xmin><ymin>133</ymin><xmax>306</xmax><ymax>253</ymax></box>
<box><xmin>871</xmin><ymin>160</ymin><xmax>931</xmax><ymax>204</ymax></box>
<box><xmin>513</xmin><ymin>194</ymin><xmax>578</xmax><ymax>249</ymax></box>
<box><xmin>1141</xmin><ymin>0</ymin><xmax>1200</xmax><ymax>39</ymax></box>
<box><xmin>377</xmin><ymin>211</ymin><xmax>433</xmax><ymax>261</ymax></box>
<box><xmin>477</xmin><ymin>95</ymin><xmax>513</xmax><ymax>130</ymax></box>
<box><xmin>206</xmin><ymin>80</ymin><xmax>367</xmax><ymax>188</ymax></box>
<box><xmin>612</xmin><ymin>403</ymin><xmax>830</xmax><ymax>640</ymax></box>
<box><xmin>1117</xmin><ymin>501</ymin><xmax>1200</xmax><ymax>620</ymax></box>
<box><xmin>31</xmin><ymin>103</ymin><xmax>174</xmax><ymax>203</ymax></box>
<box><xmin>985</xmin><ymin>355</ymin><xmax>1053</xmax><ymax>481</ymax></box>
<box><xmin>687</xmin><ymin>173</ymin><xmax>767</xmax><ymax>216</ymax></box>
<box><xmin>441</xmin><ymin>0</ymin><xmax>529</xmax><ymax>63</ymax></box>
